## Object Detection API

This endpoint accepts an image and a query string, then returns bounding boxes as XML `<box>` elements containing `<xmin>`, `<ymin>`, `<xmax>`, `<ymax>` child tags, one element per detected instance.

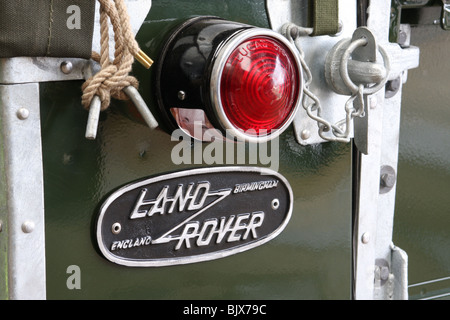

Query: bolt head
<box><xmin>380</xmin><ymin>266</ymin><xmax>390</xmax><ymax>281</ymax></box>
<box><xmin>380</xmin><ymin>173</ymin><xmax>396</xmax><ymax>188</ymax></box>
<box><xmin>380</xmin><ymin>166</ymin><xmax>397</xmax><ymax>193</ymax></box>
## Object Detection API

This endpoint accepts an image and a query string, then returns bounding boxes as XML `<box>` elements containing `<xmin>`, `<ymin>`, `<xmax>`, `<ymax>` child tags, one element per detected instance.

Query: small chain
<box><xmin>283</xmin><ymin>23</ymin><xmax>367</xmax><ymax>143</ymax></box>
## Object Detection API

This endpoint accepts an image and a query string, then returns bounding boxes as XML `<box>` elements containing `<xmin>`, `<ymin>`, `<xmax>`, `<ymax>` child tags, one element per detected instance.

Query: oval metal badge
<box><xmin>96</xmin><ymin>167</ymin><xmax>293</xmax><ymax>267</ymax></box>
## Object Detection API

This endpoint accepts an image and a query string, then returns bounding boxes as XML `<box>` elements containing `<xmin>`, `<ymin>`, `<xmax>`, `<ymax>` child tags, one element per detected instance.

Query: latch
<box><xmin>325</xmin><ymin>27</ymin><xmax>390</xmax><ymax>153</ymax></box>
<box><xmin>282</xmin><ymin>25</ymin><xmax>389</xmax><ymax>152</ymax></box>
<box><xmin>325</xmin><ymin>28</ymin><xmax>388</xmax><ymax>97</ymax></box>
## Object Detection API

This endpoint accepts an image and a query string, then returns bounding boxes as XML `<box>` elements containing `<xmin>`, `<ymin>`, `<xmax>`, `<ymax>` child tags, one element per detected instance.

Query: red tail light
<box><xmin>155</xmin><ymin>17</ymin><xmax>302</xmax><ymax>142</ymax></box>
<box><xmin>213</xmin><ymin>33</ymin><xmax>301</xmax><ymax>139</ymax></box>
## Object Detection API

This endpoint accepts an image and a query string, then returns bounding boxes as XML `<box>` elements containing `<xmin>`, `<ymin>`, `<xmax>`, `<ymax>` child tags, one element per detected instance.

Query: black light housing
<box><xmin>154</xmin><ymin>16</ymin><xmax>303</xmax><ymax>142</ymax></box>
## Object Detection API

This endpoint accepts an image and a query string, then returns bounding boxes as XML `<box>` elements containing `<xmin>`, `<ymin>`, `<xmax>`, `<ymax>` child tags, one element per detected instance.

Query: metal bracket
<box><xmin>267</xmin><ymin>0</ymin><xmax>358</xmax><ymax>145</ymax></box>
<box><xmin>0</xmin><ymin>55</ymin><xmax>87</xmax><ymax>301</ymax></box>
<box><xmin>0</xmin><ymin>83</ymin><xmax>46</xmax><ymax>299</ymax></box>
<box><xmin>353</xmin><ymin>1</ymin><xmax>419</xmax><ymax>300</ymax></box>
<box><xmin>0</xmin><ymin>57</ymin><xmax>88</xmax><ymax>84</ymax></box>
<box><xmin>324</xmin><ymin>26</ymin><xmax>390</xmax><ymax>153</ymax></box>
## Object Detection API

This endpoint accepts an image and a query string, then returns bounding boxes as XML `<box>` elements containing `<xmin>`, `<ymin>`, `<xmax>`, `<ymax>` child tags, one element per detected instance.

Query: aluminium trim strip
<box><xmin>0</xmin><ymin>83</ymin><xmax>46</xmax><ymax>299</ymax></box>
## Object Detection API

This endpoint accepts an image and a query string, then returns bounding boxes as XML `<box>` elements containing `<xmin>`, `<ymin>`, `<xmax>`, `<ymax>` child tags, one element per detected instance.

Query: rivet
<box><xmin>60</xmin><ymin>61</ymin><xmax>73</xmax><ymax>74</ymax></box>
<box><xmin>22</xmin><ymin>221</ymin><xmax>35</xmax><ymax>233</ymax></box>
<box><xmin>361</xmin><ymin>232</ymin><xmax>370</xmax><ymax>244</ymax></box>
<box><xmin>17</xmin><ymin>108</ymin><xmax>29</xmax><ymax>120</ymax></box>
<box><xmin>300</xmin><ymin>129</ymin><xmax>311</xmax><ymax>140</ymax></box>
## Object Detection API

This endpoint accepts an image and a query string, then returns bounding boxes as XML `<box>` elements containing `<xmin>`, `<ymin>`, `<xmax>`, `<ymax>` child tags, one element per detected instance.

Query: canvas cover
<box><xmin>0</xmin><ymin>0</ymin><xmax>95</xmax><ymax>58</ymax></box>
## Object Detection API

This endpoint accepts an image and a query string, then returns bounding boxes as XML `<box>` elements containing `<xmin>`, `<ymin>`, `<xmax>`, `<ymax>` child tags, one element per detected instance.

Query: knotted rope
<box><xmin>82</xmin><ymin>0</ymin><xmax>152</xmax><ymax>111</ymax></box>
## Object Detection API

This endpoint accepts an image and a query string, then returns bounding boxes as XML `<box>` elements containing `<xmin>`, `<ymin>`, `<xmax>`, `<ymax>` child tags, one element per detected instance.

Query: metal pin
<box><xmin>85</xmin><ymin>96</ymin><xmax>102</xmax><ymax>140</ymax></box>
<box><xmin>83</xmin><ymin>63</ymin><xmax>102</xmax><ymax>140</ymax></box>
<box><xmin>123</xmin><ymin>86</ymin><xmax>158</xmax><ymax>129</ymax></box>
<box><xmin>83</xmin><ymin>61</ymin><xmax>158</xmax><ymax>139</ymax></box>
<box><xmin>135</xmin><ymin>49</ymin><xmax>153</xmax><ymax>69</ymax></box>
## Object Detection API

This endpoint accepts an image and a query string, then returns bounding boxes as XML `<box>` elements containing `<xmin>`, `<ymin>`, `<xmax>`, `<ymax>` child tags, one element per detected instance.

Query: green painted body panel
<box><xmin>40</xmin><ymin>0</ymin><xmax>352</xmax><ymax>299</ymax></box>
<box><xmin>394</xmin><ymin>24</ymin><xmax>450</xmax><ymax>300</ymax></box>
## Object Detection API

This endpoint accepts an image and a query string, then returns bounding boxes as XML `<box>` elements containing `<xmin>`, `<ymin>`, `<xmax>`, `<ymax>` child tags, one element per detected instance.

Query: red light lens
<box><xmin>219</xmin><ymin>36</ymin><xmax>300</xmax><ymax>136</ymax></box>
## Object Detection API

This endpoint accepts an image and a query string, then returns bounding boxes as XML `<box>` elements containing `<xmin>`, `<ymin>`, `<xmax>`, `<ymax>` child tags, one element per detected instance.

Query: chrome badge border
<box><xmin>95</xmin><ymin>166</ymin><xmax>293</xmax><ymax>267</ymax></box>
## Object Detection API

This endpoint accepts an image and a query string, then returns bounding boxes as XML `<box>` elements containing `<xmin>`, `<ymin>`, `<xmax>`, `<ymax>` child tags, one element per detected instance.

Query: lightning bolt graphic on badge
<box><xmin>151</xmin><ymin>188</ymin><xmax>232</xmax><ymax>245</ymax></box>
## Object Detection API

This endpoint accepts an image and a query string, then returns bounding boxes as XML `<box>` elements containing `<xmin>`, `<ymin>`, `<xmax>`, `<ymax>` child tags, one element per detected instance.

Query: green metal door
<box><xmin>40</xmin><ymin>0</ymin><xmax>353</xmax><ymax>299</ymax></box>
<box><xmin>394</xmin><ymin>21</ymin><xmax>450</xmax><ymax>300</ymax></box>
